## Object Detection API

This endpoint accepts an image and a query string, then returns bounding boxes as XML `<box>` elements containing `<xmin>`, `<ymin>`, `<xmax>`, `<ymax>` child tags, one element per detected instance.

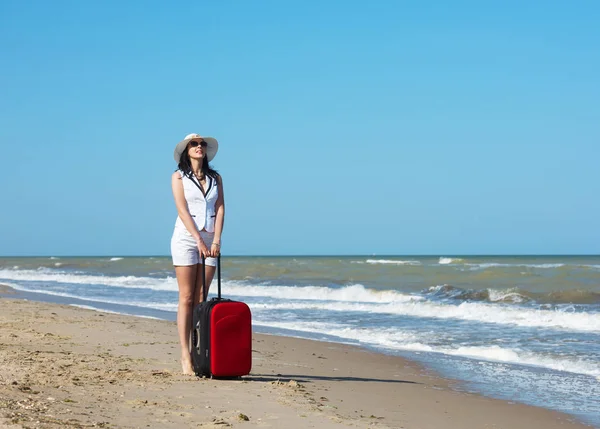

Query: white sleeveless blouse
<box><xmin>174</xmin><ymin>170</ymin><xmax>219</xmax><ymax>233</ymax></box>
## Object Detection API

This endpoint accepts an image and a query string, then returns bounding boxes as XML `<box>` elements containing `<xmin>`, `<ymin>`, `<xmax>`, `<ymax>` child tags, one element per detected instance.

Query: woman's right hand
<box><xmin>196</xmin><ymin>238</ymin><xmax>211</xmax><ymax>260</ymax></box>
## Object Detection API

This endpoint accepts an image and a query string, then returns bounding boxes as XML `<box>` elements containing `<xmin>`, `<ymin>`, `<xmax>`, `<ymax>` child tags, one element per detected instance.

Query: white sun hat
<box><xmin>174</xmin><ymin>133</ymin><xmax>219</xmax><ymax>163</ymax></box>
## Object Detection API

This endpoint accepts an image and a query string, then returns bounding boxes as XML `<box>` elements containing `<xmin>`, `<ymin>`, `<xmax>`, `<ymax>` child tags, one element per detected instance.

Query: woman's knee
<box><xmin>178</xmin><ymin>293</ymin><xmax>194</xmax><ymax>308</ymax></box>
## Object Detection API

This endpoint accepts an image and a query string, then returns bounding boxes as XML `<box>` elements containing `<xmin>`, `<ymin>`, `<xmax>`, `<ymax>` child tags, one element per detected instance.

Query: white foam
<box><xmin>467</xmin><ymin>263</ymin><xmax>565</xmax><ymax>270</ymax></box>
<box><xmin>5</xmin><ymin>284</ymin><xmax>138</xmax><ymax>305</ymax></box>
<box><xmin>439</xmin><ymin>257</ymin><xmax>463</xmax><ymax>265</ymax></box>
<box><xmin>252</xmin><ymin>300</ymin><xmax>600</xmax><ymax>333</ymax></box>
<box><xmin>488</xmin><ymin>289</ymin><xmax>527</xmax><ymax>303</ymax></box>
<box><xmin>110</xmin><ymin>257</ymin><xmax>124</xmax><ymax>261</ymax></box>
<box><xmin>437</xmin><ymin>258</ymin><xmax>570</xmax><ymax>270</ymax></box>
<box><xmin>227</xmin><ymin>283</ymin><xmax>421</xmax><ymax>303</ymax></box>
<box><xmin>253</xmin><ymin>321</ymin><xmax>600</xmax><ymax>378</ymax></box>
<box><xmin>428</xmin><ymin>284</ymin><xmax>530</xmax><ymax>304</ymax></box>
<box><xmin>0</xmin><ymin>269</ymin><xmax>420</xmax><ymax>303</ymax></box>
<box><xmin>254</xmin><ymin>320</ymin><xmax>428</xmax><ymax>350</ymax></box>
<box><xmin>366</xmin><ymin>259</ymin><xmax>421</xmax><ymax>265</ymax></box>
<box><xmin>444</xmin><ymin>346</ymin><xmax>600</xmax><ymax>378</ymax></box>
<box><xmin>137</xmin><ymin>302</ymin><xmax>177</xmax><ymax>312</ymax></box>
<box><xmin>0</xmin><ymin>268</ymin><xmax>179</xmax><ymax>291</ymax></box>
<box><xmin>5</xmin><ymin>284</ymin><xmax>176</xmax><ymax>315</ymax></box>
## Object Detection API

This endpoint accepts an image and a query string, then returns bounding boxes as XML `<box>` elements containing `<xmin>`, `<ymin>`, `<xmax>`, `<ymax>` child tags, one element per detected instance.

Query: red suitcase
<box><xmin>191</xmin><ymin>255</ymin><xmax>252</xmax><ymax>378</ymax></box>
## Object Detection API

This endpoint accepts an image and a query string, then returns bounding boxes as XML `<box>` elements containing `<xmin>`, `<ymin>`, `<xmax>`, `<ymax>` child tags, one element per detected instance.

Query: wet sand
<box><xmin>0</xmin><ymin>286</ymin><xmax>591</xmax><ymax>428</ymax></box>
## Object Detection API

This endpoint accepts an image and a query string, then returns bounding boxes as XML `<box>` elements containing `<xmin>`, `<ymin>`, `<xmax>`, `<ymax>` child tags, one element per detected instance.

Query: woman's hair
<box><xmin>177</xmin><ymin>146</ymin><xmax>219</xmax><ymax>180</ymax></box>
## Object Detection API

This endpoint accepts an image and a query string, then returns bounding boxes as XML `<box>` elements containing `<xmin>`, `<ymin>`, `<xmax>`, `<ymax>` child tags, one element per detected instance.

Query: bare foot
<box><xmin>181</xmin><ymin>354</ymin><xmax>195</xmax><ymax>375</ymax></box>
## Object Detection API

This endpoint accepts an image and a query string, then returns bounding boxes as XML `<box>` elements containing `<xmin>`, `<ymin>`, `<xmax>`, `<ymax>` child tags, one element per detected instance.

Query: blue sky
<box><xmin>1</xmin><ymin>1</ymin><xmax>599</xmax><ymax>256</ymax></box>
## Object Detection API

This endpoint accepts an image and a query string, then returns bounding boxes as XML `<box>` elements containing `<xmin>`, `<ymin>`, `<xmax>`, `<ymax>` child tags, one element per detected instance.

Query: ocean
<box><xmin>1</xmin><ymin>255</ymin><xmax>599</xmax><ymax>426</ymax></box>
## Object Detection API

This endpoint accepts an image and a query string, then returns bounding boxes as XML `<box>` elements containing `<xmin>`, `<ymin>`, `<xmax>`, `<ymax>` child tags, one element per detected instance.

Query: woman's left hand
<box><xmin>210</xmin><ymin>243</ymin><xmax>221</xmax><ymax>257</ymax></box>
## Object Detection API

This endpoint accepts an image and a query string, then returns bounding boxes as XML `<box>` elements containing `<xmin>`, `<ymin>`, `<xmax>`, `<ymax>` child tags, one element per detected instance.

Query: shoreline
<box><xmin>0</xmin><ymin>284</ymin><xmax>594</xmax><ymax>428</ymax></box>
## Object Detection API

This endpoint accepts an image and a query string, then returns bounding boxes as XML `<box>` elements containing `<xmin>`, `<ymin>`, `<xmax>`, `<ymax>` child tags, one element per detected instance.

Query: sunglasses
<box><xmin>189</xmin><ymin>140</ymin><xmax>207</xmax><ymax>148</ymax></box>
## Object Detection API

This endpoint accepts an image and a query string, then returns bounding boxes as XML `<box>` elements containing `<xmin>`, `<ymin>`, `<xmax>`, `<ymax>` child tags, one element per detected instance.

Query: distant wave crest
<box><xmin>365</xmin><ymin>259</ymin><xmax>421</xmax><ymax>265</ymax></box>
<box><xmin>439</xmin><ymin>257</ymin><xmax>464</xmax><ymax>265</ymax></box>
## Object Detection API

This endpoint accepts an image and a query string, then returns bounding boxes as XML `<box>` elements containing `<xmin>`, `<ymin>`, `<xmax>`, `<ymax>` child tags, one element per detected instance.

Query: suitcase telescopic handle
<box><xmin>201</xmin><ymin>254</ymin><xmax>221</xmax><ymax>301</ymax></box>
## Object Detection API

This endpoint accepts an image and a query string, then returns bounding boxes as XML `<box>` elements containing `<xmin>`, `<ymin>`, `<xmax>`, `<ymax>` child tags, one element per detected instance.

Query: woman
<box><xmin>170</xmin><ymin>133</ymin><xmax>225</xmax><ymax>375</ymax></box>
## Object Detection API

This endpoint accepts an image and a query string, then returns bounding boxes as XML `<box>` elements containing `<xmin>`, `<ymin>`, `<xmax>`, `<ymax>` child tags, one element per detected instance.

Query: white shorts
<box><xmin>171</xmin><ymin>229</ymin><xmax>217</xmax><ymax>267</ymax></box>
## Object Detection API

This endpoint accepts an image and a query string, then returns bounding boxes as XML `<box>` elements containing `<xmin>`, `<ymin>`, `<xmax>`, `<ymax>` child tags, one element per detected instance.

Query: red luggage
<box><xmin>191</xmin><ymin>255</ymin><xmax>252</xmax><ymax>378</ymax></box>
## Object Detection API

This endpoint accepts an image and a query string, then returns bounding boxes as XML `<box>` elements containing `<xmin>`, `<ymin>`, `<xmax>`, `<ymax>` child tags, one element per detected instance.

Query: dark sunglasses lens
<box><xmin>190</xmin><ymin>141</ymin><xmax>207</xmax><ymax>148</ymax></box>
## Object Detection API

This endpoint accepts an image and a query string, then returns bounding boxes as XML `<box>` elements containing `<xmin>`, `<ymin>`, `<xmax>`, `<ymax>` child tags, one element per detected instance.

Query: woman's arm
<box><xmin>212</xmin><ymin>175</ymin><xmax>225</xmax><ymax>254</ymax></box>
<box><xmin>171</xmin><ymin>171</ymin><xmax>202</xmax><ymax>242</ymax></box>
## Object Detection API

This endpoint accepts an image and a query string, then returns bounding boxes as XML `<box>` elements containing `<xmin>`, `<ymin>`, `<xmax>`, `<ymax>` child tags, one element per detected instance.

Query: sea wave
<box><xmin>365</xmin><ymin>259</ymin><xmax>421</xmax><ymax>265</ymax></box>
<box><xmin>110</xmin><ymin>257</ymin><xmax>124</xmax><ymax>262</ymax></box>
<box><xmin>444</xmin><ymin>345</ymin><xmax>600</xmax><ymax>378</ymax></box>
<box><xmin>2</xmin><ymin>269</ymin><xmax>598</xmax><ymax>332</ymax></box>
<box><xmin>435</xmin><ymin>258</ymin><xmax>600</xmax><ymax>270</ymax></box>
<box><xmin>3</xmin><ymin>283</ymin><xmax>149</xmax><ymax>306</ymax></box>
<box><xmin>224</xmin><ymin>283</ymin><xmax>421</xmax><ymax>303</ymax></box>
<box><xmin>0</xmin><ymin>268</ymin><xmax>420</xmax><ymax>303</ymax></box>
<box><xmin>439</xmin><ymin>257</ymin><xmax>464</xmax><ymax>264</ymax></box>
<box><xmin>466</xmin><ymin>263</ymin><xmax>565</xmax><ymax>270</ymax></box>
<box><xmin>252</xmin><ymin>321</ymin><xmax>600</xmax><ymax>378</ymax></box>
<box><xmin>253</xmin><ymin>300</ymin><xmax>600</xmax><ymax>332</ymax></box>
<box><xmin>0</xmin><ymin>268</ymin><xmax>179</xmax><ymax>291</ymax></box>
<box><xmin>254</xmin><ymin>321</ymin><xmax>428</xmax><ymax>349</ymax></box>
<box><xmin>426</xmin><ymin>284</ymin><xmax>600</xmax><ymax>305</ymax></box>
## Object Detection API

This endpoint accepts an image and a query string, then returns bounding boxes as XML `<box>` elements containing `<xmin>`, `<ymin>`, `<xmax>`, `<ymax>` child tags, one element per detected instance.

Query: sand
<box><xmin>0</xmin><ymin>287</ymin><xmax>591</xmax><ymax>428</ymax></box>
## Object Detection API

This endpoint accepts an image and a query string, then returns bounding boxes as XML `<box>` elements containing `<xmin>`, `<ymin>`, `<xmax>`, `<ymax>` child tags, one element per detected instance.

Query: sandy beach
<box><xmin>0</xmin><ymin>286</ymin><xmax>591</xmax><ymax>429</ymax></box>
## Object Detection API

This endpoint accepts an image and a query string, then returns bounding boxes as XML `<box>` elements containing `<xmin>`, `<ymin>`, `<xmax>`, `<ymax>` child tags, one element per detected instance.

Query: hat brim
<box><xmin>174</xmin><ymin>136</ymin><xmax>218</xmax><ymax>163</ymax></box>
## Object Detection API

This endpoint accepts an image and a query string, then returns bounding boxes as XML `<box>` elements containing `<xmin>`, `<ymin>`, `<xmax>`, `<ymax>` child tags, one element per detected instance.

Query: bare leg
<box><xmin>175</xmin><ymin>265</ymin><xmax>197</xmax><ymax>375</ymax></box>
<box><xmin>193</xmin><ymin>263</ymin><xmax>216</xmax><ymax>307</ymax></box>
